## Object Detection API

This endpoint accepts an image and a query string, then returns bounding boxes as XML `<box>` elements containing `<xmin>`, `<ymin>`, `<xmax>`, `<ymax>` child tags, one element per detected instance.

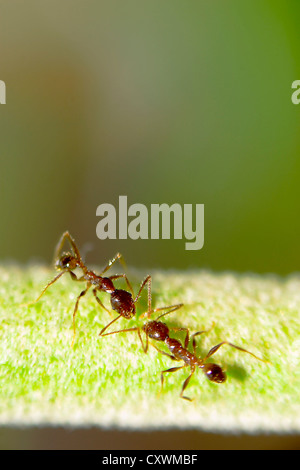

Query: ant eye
<box><xmin>202</xmin><ymin>363</ymin><xmax>226</xmax><ymax>383</ymax></box>
<box><xmin>62</xmin><ymin>256</ymin><xmax>72</xmax><ymax>267</ymax></box>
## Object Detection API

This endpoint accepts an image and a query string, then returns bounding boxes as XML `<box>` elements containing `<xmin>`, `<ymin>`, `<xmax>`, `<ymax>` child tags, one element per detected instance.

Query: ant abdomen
<box><xmin>201</xmin><ymin>363</ymin><xmax>226</xmax><ymax>383</ymax></box>
<box><xmin>143</xmin><ymin>321</ymin><xmax>169</xmax><ymax>341</ymax></box>
<box><xmin>110</xmin><ymin>289</ymin><xmax>136</xmax><ymax>319</ymax></box>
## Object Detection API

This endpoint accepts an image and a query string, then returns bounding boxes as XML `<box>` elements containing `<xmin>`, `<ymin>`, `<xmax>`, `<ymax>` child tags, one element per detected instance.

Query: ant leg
<box><xmin>160</xmin><ymin>365</ymin><xmax>186</xmax><ymax>396</ymax></box>
<box><xmin>140</xmin><ymin>302</ymin><xmax>183</xmax><ymax>323</ymax></box>
<box><xmin>137</xmin><ymin>276</ymin><xmax>183</xmax><ymax>321</ymax></box>
<box><xmin>22</xmin><ymin>270</ymin><xmax>67</xmax><ymax>306</ymax></box>
<box><xmin>92</xmin><ymin>289</ymin><xmax>114</xmax><ymax>316</ymax></box>
<box><xmin>108</xmin><ymin>274</ymin><xmax>135</xmax><ymax>297</ymax></box>
<box><xmin>149</xmin><ymin>342</ymin><xmax>178</xmax><ymax>360</ymax></box>
<box><xmin>204</xmin><ymin>341</ymin><xmax>268</xmax><ymax>363</ymax></box>
<box><xmin>71</xmin><ymin>284</ymin><xmax>91</xmax><ymax>347</ymax></box>
<box><xmin>54</xmin><ymin>231</ymin><xmax>82</xmax><ymax>264</ymax></box>
<box><xmin>190</xmin><ymin>323</ymin><xmax>215</xmax><ymax>354</ymax></box>
<box><xmin>134</xmin><ymin>275</ymin><xmax>152</xmax><ymax>315</ymax></box>
<box><xmin>169</xmin><ymin>326</ymin><xmax>190</xmax><ymax>348</ymax></box>
<box><xmin>99</xmin><ymin>314</ymin><xmax>122</xmax><ymax>336</ymax></box>
<box><xmin>154</xmin><ymin>303</ymin><xmax>184</xmax><ymax>320</ymax></box>
<box><xmin>180</xmin><ymin>367</ymin><xmax>196</xmax><ymax>401</ymax></box>
<box><xmin>69</xmin><ymin>271</ymin><xmax>85</xmax><ymax>282</ymax></box>
<box><xmin>22</xmin><ymin>269</ymin><xmax>84</xmax><ymax>307</ymax></box>
<box><xmin>100</xmin><ymin>326</ymin><xmax>147</xmax><ymax>352</ymax></box>
<box><xmin>100</xmin><ymin>252</ymin><xmax>127</xmax><ymax>276</ymax></box>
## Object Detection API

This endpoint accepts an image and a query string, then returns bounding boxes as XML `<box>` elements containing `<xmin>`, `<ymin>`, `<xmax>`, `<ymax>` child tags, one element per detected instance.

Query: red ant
<box><xmin>25</xmin><ymin>231</ymin><xmax>153</xmax><ymax>346</ymax></box>
<box><xmin>101</xmin><ymin>300</ymin><xmax>269</xmax><ymax>401</ymax></box>
<box><xmin>143</xmin><ymin>318</ymin><xmax>269</xmax><ymax>401</ymax></box>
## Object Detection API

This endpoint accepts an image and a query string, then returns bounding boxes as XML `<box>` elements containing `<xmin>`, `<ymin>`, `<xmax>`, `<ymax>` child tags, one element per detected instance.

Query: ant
<box><xmin>100</xmin><ymin>299</ymin><xmax>268</xmax><ymax>401</ymax></box>
<box><xmin>143</xmin><ymin>319</ymin><xmax>269</xmax><ymax>401</ymax></box>
<box><xmin>26</xmin><ymin>231</ymin><xmax>153</xmax><ymax>346</ymax></box>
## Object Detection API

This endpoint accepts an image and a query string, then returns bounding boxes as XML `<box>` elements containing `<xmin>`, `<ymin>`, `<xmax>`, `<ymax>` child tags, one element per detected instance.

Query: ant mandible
<box><xmin>26</xmin><ymin>231</ymin><xmax>153</xmax><ymax>346</ymax></box>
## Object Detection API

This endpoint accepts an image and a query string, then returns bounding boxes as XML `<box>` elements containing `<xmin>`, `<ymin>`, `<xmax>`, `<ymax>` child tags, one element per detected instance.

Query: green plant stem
<box><xmin>0</xmin><ymin>265</ymin><xmax>299</xmax><ymax>433</ymax></box>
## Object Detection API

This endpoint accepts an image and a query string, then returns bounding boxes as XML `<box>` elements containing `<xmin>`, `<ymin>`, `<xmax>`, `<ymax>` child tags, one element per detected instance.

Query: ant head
<box><xmin>56</xmin><ymin>252</ymin><xmax>78</xmax><ymax>271</ymax></box>
<box><xmin>201</xmin><ymin>363</ymin><xmax>226</xmax><ymax>383</ymax></box>
<box><xmin>143</xmin><ymin>321</ymin><xmax>169</xmax><ymax>341</ymax></box>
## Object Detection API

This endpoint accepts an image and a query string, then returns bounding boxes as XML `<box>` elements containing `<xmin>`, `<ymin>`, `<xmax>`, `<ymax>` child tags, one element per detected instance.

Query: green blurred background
<box><xmin>0</xmin><ymin>0</ymin><xmax>300</xmax><ymax>450</ymax></box>
<box><xmin>1</xmin><ymin>0</ymin><xmax>300</xmax><ymax>273</ymax></box>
